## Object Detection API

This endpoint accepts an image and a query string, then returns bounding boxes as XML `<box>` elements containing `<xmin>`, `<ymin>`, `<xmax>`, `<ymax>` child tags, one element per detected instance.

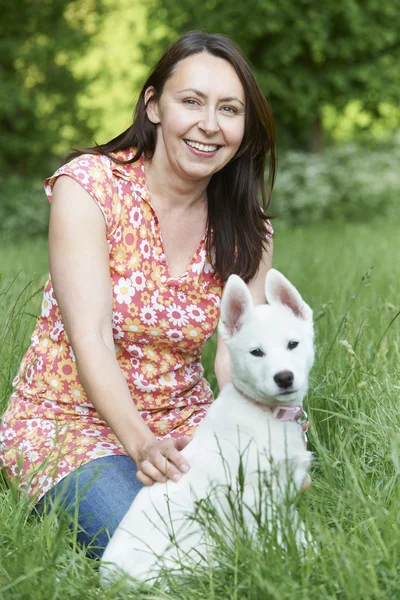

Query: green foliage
<box><xmin>324</xmin><ymin>100</ymin><xmax>400</xmax><ymax>143</ymax></box>
<box><xmin>272</xmin><ymin>136</ymin><xmax>400</xmax><ymax>225</ymax></box>
<box><xmin>0</xmin><ymin>240</ymin><xmax>48</xmax><ymax>407</ymax></box>
<box><xmin>0</xmin><ymin>176</ymin><xmax>50</xmax><ymax>239</ymax></box>
<box><xmin>144</xmin><ymin>0</ymin><xmax>400</xmax><ymax>149</ymax></box>
<box><xmin>0</xmin><ymin>278</ymin><xmax>43</xmax><ymax>404</ymax></box>
<box><xmin>72</xmin><ymin>0</ymin><xmax>149</xmax><ymax>144</ymax></box>
<box><xmin>0</xmin><ymin>0</ymin><xmax>104</xmax><ymax>176</ymax></box>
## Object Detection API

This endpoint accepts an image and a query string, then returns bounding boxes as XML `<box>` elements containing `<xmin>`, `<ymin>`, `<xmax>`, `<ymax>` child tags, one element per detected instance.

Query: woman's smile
<box><xmin>183</xmin><ymin>139</ymin><xmax>222</xmax><ymax>157</ymax></box>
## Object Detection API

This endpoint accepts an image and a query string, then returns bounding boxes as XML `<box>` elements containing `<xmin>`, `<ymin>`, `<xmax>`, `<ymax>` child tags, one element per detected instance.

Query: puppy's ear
<box><xmin>265</xmin><ymin>269</ymin><xmax>313</xmax><ymax>322</ymax></box>
<box><xmin>219</xmin><ymin>275</ymin><xmax>254</xmax><ymax>341</ymax></box>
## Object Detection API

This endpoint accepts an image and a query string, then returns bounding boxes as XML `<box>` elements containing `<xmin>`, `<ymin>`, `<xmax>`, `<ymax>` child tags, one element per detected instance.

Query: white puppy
<box><xmin>100</xmin><ymin>269</ymin><xmax>314</xmax><ymax>583</ymax></box>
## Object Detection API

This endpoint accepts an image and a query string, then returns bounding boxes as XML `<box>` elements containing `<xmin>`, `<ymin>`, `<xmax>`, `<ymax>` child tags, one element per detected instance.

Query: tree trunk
<box><xmin>309</xmin><ymin>114</ymin><xmax>323</xmax><ymax>153</ymax></box>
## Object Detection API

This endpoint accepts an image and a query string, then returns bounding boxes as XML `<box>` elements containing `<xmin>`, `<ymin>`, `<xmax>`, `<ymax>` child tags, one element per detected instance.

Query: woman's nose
<box><xmin>198</xmin><ymin>110</ymin><xmax>220</xmax><ymax>134</ymax></box>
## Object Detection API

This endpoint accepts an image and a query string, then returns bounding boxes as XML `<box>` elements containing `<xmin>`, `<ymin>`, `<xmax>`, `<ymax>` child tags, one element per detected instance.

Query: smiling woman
<box><xmin>0</xmin><ymin>31</ymin><xmax>277</xmax><ymax>560</ymax></box>
<box><xmin>144</xmin><ymin>54</ymin><xmax>246</xmax><ymax>182</ymax></box>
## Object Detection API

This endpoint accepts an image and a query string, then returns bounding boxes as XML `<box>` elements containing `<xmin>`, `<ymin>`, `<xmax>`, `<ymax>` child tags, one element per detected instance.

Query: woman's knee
<box><xmin>35</xmin><ymin>455</ymin><xmax>143</xmax><ymax>558</ymax></box>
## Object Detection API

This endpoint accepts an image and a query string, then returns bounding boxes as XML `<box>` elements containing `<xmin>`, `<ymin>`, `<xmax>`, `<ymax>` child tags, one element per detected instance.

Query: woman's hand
<box><xmin>135</xmin><ymin>436</ymin><xmax>192</xmax><ymax>486</ymax></box>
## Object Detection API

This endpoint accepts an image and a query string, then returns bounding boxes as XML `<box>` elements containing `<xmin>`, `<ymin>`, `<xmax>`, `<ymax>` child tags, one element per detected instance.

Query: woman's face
<box><xmin>145</xmin><ymin>52</ymin><xmax>246</xmax><ymax>185</ymax></box>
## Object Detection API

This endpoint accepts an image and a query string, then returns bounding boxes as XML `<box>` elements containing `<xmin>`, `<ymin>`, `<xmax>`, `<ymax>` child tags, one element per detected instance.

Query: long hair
<box><xmin>66</xmin><ymin>31</ymin><xmax>276</xmax><ymax>283</ymax></box>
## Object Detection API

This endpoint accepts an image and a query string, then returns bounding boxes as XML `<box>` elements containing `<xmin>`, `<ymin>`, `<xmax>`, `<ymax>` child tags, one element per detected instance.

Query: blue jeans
<box><xmin>35</xmin><ymin>455</ymin><xmax>143</xmax><ymax>559</ymax></box>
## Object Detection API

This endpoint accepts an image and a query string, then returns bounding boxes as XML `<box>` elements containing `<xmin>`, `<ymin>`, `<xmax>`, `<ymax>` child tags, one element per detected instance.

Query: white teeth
<box><xmin>185</xmin><ymin>140</ymin><xmax>219</xmax><ymax>152</ymax></box>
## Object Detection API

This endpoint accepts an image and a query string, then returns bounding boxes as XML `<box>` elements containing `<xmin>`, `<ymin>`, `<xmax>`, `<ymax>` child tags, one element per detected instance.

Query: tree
<box><xmin>0</xmin><ymin>0</ymin><xmax>103</xmax><ymax>175</ymax></box>
<box><xmin>143</xmin><ymin>0</ymin><xmax>400</xmax><ymax>151</ymax></box>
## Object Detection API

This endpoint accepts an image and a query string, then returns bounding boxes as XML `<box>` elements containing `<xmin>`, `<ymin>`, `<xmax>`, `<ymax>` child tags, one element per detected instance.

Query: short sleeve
<box><xmin>44</xmin><ymin>153</ymin><xmax>120</xmax><ymax>235</ymax></box>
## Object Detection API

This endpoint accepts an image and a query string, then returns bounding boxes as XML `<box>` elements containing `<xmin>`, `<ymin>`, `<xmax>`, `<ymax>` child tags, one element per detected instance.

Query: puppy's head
<box><xmin>219</xmin><ymin>269</ymin><xmax>314</xmax><ymax>406</ymax></box>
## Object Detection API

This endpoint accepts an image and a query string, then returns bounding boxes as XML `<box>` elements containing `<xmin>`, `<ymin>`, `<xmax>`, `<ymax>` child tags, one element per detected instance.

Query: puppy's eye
<box><xmin>288</xmin><ymin>341</ymin><xmax>299</xmax><ymax>350</ymax></box>
<box><xmin>250</xmin><ymin>348</ymin><xmax>264</xmax><ymax>357</ymax></box>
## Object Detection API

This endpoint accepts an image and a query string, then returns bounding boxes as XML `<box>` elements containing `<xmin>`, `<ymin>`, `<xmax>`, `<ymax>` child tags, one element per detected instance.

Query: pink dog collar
<box><xmin>234</xmin><ymin>385</ymin><xmax>310</xmax><ymax>434</ymax></box>
<box><xmin>271</xmin><ymin>405</ymin><xmax>310</xmax><ymax>433</ymax></box>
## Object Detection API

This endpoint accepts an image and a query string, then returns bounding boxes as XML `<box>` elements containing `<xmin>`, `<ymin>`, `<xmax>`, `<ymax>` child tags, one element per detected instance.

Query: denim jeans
<box><xmin>35</xmin><ymin>455</ymin><xmax>143</xmax><ymax>559</ymax></box>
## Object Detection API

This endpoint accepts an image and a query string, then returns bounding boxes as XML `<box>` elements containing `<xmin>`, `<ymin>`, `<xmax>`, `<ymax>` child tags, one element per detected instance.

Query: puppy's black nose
<box><xmin>274</xmin><ymin>370</ymin><xmax>294</xmax><ymax>389</ymax></box>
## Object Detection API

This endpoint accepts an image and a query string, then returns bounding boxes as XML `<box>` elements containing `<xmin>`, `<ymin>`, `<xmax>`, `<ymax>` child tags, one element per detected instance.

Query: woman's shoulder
<box><xmin>44</xmin><ymin>148</ymin><xmax>144</xmax><ymax>232</ymax></box>
<box><xmin>45</xmin><ymin>152</ymin><xmax>111</xmax><ymax>190</ymax></box>
<box><xmin>50</xmin><ymin>147</ymin><xmax>141</xmax><ymax>178</ymax></box>
<box><xmin>45</xmin><ymin>148</ymin><xmax>142</xmax><ymax>194</ymax></box>
<box><xmin>63</xmin><ymin>148</ymin><xmax>144</xmax><ymax>183</ymax></box>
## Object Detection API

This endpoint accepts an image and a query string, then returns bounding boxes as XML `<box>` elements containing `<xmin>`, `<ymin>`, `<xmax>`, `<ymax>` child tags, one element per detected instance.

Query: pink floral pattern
<box><xmin>0</xmin><ymin>149</ymin><xmax>273</xmax><ymax>501</ymax></box>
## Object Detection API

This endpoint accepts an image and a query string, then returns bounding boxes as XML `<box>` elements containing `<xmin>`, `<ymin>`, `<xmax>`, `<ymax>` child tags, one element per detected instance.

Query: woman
<box><xmin>0</xmin><ymin>31</ymin><xmax>275</xmax><ymax>558</ymax></box>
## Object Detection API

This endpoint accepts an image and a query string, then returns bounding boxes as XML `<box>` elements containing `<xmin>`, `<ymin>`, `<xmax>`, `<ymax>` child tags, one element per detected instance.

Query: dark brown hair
<box><xmin>67</xmin><ymin>31</ymin><xmax>276</xmax><ymax>283</ymax></box>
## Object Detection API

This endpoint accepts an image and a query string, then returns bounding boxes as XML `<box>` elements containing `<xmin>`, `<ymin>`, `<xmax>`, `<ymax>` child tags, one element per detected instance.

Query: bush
<box><xmin>0</xmin><ymin>176</ymin><xmax>49</xmax><ymax>239</ymax></box>
<box><xmin>271</xmin><ymin>136</ymin><xmax>400</xmax><ymax>225</ymax></box>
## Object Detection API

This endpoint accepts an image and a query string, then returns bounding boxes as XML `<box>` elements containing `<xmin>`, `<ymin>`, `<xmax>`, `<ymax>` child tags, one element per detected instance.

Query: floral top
<box><xmin>0</xmin><ymin>149</ymin><xmax>273</xmax><ymax>501</ymax></box>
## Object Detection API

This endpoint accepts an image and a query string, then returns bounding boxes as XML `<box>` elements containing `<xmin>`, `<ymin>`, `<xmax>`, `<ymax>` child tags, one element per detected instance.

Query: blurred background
<box><xmin>0</xmin><ymin>0</ymin><xmax>399</xmax><ymax>236</ymax></box>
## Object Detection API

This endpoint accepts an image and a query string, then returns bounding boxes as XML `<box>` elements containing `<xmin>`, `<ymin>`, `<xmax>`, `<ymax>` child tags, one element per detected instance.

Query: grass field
<box><xmin>1</xmin><ymin>219</ymin><xmax>400</xmax><ymax>599</ymax></box>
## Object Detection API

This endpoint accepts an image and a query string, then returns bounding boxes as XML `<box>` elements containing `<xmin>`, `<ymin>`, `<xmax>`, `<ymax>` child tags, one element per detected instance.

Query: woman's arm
<box><xmin>214</xmin><ymin>239</ymin><xmax>273</xmax><ymax>391</ymax></box>
<box><xmin>49</xmin><ymin>176</ymin><xmax>190</xmax><ymax>485</ymax></box>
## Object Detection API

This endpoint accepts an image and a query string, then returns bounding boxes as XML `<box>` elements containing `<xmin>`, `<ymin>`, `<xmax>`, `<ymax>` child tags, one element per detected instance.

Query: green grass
<box><xmin>1</xmin><ymin>220</ymin><xmax>400</xmax><ymax>598</ymax></box>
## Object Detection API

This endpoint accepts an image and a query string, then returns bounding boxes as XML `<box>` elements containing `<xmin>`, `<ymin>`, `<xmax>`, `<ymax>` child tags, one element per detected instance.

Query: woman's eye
<box><xmin>222</xmin><ymin>106</ymin><xmax>237</xmax><ymax>114</ymax></box>
<box><xmin>288</xmin><ymin>341</ymin><xmax>299</xmax><ymax>350</ymax></box>
<box><xmin>250</xmin><ymin>348</ymin><xmax>264</xmax><ymax>357</ymax></box>
<box><xmin>183</xmin><ymin>99</ymin><xmax>198</xmax><ymax>106</ymax></box>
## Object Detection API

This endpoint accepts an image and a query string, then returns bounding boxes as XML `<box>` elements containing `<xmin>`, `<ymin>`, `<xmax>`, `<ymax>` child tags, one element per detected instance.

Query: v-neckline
<box><xmin>146</xmin><ymin>198</ymin><xmax>207</xmax><ymax>285</ymax></box>
<box><xmin>141</xmin><ymin>162</ymin><xmax>208</xmax><ymax>285</ymax></box>
<box><xmin>110</xmin><ymin>152</ymin><xmax>209</xmax><ymax>285</ymax></box>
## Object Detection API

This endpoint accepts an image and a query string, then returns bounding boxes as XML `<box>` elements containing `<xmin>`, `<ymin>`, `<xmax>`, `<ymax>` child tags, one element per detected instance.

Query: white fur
<box><xmin>100</xmin><ymin>269</ymin><xmax>314</xmax><ymax>584</ymax></box>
